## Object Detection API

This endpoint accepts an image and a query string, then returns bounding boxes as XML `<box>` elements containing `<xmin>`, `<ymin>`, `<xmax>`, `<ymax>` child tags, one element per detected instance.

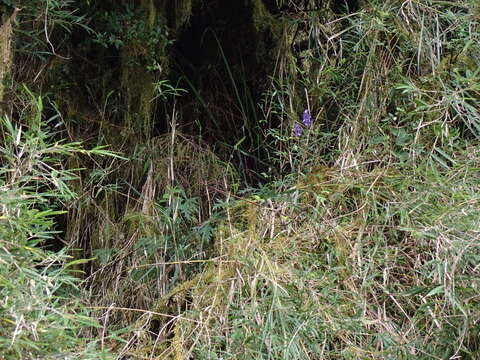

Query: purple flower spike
<box><xmin>294</xmin><ymin>123</ymin><xmax>303</xmax><ymax>137</ymax></box>
<box><xmin>302</xmin><ymin>109</ymin><xmax>312</xmax><ymax>128</ymax></box>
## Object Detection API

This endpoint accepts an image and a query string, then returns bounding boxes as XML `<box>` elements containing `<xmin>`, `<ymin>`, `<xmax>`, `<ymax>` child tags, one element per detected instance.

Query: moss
<box><xmin>251</xmin><ymin>0</ymin><xmax>282</xmax><ymax>62</ymax></box>
<box><xmin>174</xmin><ymin>0</ymin><xmax>194</xmax><ymax>30</ymax></box>
<box><xmin>172</xmin><ymin>323</ymin><xmax>185</xmax><ymax>360</ymax></box>
<box><xmin>297</xmin><ymin>165</ymin><xmax>348</xmax><ymax>205</ymax></box>
<box><xmin>145</xmin><ymin>0</ymin><xmax>156</xmax><ymax>27</ymax></box>
<box><xmin>120</xmin><ymin>0</ymin><xmax>170</xmax><ymax>140</ymax></box>
<box><xmin>0</xmin><ymin>8</ymin><xmax>17</xmax><ymax>104</ymax></box>
<box><xmin>252</xmin><ymin>0</ymin><xmax>277</xmax><ymax>33</ymax></box>
<box><xmin>121</xmin><ymin>59</ymin><xmax>155</xmax><ymax>138</ymax></box>
<box><xmin>148</xmin><ymin>266</ymin><xmax>218</xmax><ymax>358</ymax></box>
<box><xmin>147</xmin><ymin>221</ymin><xmax>260</xmax><ymax>358</ymax></box>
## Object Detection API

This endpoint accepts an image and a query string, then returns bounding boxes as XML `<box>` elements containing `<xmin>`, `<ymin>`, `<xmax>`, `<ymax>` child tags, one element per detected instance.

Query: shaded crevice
<box><xmin>331</xmin><ymin>0</ymin><xmax>359</xmax><ymax>14</ymax></box>
<box><xmin>166</xmin><ymin>0</ymin><xmax>279</xmax><ymax>183</ymax></box>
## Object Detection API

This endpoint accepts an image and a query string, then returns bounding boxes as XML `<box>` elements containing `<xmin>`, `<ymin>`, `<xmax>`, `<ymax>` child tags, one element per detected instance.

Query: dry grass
<box><xmin>3</xmin><ymin>0</ymin><xmax>480</xmax><ymax>359</ymax></box>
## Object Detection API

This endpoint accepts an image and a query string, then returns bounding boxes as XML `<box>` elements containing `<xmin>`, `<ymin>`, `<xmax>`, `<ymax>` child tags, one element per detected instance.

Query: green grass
<box><xmin>2</xmin><ymin>0</ymin><xmax>480</xmax><ymax>359</ymax></box>
<box><xmin>0</xmin><ymin>92</ymin><xmax>114</xmax><ymax>359</ymax></box>
<box><xmin>148</xmin><ymin>149</ymin><xmax>480</xmax><ymax>359</ymax></box>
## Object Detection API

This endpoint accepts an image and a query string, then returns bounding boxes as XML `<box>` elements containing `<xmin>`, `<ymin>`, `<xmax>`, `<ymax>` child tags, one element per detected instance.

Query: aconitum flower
<box><xmin>302</xmin><ymin>109</ymin><xmax>312</xmax><ymax>128</ymax></box>
<box><xmin>294</xmin><ymin>123</ymin><xmax>303</xmax><ymax>136</ymax></box>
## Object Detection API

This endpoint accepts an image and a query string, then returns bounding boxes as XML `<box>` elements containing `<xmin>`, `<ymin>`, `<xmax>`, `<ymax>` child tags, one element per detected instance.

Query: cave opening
<box><xmin>331</xmin><ymin>0</ymin><xmax>359</xmax><ymax>14</ymax></box>
<box><xmin>166</xmin><ymin>0</ymin><xmax>276</xmax><ymax>184</ymax></box>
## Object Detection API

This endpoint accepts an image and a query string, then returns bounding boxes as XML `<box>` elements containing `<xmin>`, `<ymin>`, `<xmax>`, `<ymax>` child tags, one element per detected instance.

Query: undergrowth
<box><xmin>122</xmin><ymin>1</ymin><xmax>480</xmax><ymax>358</ymax></box>
<box><xmin>2</xmin><ymin>0</ymin><xmax>480</xmax><ymax>359</ymax></box>
<box><xmin>0</xmin><ymin>91</ymin><xmax>114</xmax><ymax>359</ymax></box>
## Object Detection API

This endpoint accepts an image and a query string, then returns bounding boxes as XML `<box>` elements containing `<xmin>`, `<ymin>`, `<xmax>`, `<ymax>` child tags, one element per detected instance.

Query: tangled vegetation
<box><xmin>1</xmin><ymin>0</ymin><xmax>480</xmax><ymax>359</ymax></box>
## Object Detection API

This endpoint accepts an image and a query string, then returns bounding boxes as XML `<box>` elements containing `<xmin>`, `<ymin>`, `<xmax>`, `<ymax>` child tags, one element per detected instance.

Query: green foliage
<box><xmin>0</xmin><ymin>91</ymin><xmax>113</xmax><ymax>359</ymax></box>
<box><xmin>15</xmin><ymin>0</ymin><xmax>91</xmax><ymax>59</ymax></box>
<box><xmin>161</xmin><ymin>150</ymin><xmax>480</xmax><ymax>359</ymax></box>
<box><xmin>3</xmin><ymin>0</ymin><xmax>480</xmax><ymax>359</ymax></box>
<box><xmin>0</xmin><ymin>0</ymin><xmax>15</xmax><ymax>11</ymax></box>
<box><xmin>153</xmin><ymin>79</ymin><xmax>188</xmax><ymax>101</ymax></box>
<box><xmin>139</xmin><ymin>1</ymin><xmax>480</xmax><ymax>358</ymax></box>
<box><xmin>94</xmin><ymin>5</ymin><xmax>171</xmax><ymax>68</ymax></box>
